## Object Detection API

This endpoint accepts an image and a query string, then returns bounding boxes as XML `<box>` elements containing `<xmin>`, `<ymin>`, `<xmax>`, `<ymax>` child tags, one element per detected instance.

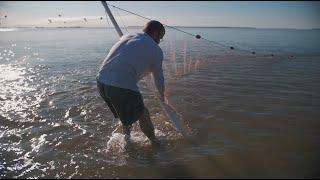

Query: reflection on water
<box><xmin>1</xmin><ymin>28</ymin><xmax>320</xmax><ymax>178</ymax></box>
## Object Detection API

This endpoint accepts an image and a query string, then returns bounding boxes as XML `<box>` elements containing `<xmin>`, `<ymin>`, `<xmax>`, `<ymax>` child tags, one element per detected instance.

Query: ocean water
<box><xmin>0</xmin><ymin>27</ymin><xmax>320</xmax><ymax>178</ymax></box>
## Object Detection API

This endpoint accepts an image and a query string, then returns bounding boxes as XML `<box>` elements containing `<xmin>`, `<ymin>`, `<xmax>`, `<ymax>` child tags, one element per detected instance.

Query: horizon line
<box><xmin>1</xmin><ymin>26</ymin><xmax>319</xmax><ymax>30</ymax></box>
<box><xmin>0</xmin><ymin>25</ymin><xmax>320</xmax><ymax>30</ymax></box>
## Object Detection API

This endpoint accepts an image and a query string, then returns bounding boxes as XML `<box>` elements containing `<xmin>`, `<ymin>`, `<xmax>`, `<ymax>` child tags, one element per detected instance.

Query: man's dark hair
<box><xmin>143</xmin><ymin>20</ymin><xmax>165</xmax><ymax>34</ymax></box>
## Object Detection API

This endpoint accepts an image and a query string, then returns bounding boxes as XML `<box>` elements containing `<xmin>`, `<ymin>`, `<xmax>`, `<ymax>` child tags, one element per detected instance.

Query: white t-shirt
<box><xmin>96</xmin><ymin>33</ymin><xmax>165</xmax><ymax>96</ymax></box>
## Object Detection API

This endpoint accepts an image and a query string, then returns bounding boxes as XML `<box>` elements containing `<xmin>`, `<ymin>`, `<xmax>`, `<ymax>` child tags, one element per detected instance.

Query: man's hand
<box><xmin>159</xmin><ymin>94</ymin><xmax>165</xmax><ymax>102</ymax></box>
<box><xmin>159</xmin><ymin>93</ymin><xmax>168</xmax><ymax>104</ymax></box>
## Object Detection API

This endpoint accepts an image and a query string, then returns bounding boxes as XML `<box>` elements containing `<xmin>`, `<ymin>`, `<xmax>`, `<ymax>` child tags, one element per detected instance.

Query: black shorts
<box><xmin>97</xmin><ymin>81</ymin><xmax>145</xmax><ymax>126</ymax></box>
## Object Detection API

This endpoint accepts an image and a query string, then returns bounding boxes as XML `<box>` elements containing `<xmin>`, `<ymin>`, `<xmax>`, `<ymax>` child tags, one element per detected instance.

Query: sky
<box><xmin>0</xmin><ymin>1</ymin><xmax>319</xmax><ymax>29</ymax></box>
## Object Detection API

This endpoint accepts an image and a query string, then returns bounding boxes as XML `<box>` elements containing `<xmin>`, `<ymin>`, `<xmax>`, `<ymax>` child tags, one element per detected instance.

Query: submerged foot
<box><xmin>123</xmin><ymin>134</ymin><xmax>135</xmax><ymax>152</ymax></box>
<box><xmin>124</xmin><ymin>134</ymin><xmax>130</xmax><ymax>142</ymax></box>
<box><xmin>151</xmin><ymin>138</ymin><xmax>161</xmax><ymax>147</ymax></box>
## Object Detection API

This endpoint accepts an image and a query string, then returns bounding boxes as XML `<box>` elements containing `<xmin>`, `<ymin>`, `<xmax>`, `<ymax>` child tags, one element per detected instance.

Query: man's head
<box><xmin>143</xmin><ymin>20</ymin><xmax>165</xmax><ymax>44</ymax></box>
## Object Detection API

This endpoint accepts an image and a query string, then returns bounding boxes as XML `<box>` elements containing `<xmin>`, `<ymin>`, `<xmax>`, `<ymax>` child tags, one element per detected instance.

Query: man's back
<box><xmin>96</xmin><ymin>33</ymin><xmax>164</xmax><ymax>92</ymax></box>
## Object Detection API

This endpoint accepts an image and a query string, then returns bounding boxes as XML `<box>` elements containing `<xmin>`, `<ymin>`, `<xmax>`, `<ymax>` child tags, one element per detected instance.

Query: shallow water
<box><xmin>0</xmin><ymin>27</ymin><xmax>320</xmax><ymax>178</ymax></box>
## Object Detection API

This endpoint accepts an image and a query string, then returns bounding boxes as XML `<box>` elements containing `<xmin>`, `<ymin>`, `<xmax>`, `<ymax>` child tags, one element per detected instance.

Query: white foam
<box><xmin>105</xmin><ymin>133</ymin><xmax>128</xmax><ymax>153</ymax></box>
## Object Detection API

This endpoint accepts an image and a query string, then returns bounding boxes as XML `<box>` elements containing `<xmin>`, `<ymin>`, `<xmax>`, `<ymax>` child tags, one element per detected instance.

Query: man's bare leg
<box><xmin>122</xmin><ymin>124</ymin><xmax>132</xmax><ymax>143</ymax></box>
<box><xmin>138</xmin><ymin>107</ymin><xmax>160</xmax><ymax>146</ymax></box>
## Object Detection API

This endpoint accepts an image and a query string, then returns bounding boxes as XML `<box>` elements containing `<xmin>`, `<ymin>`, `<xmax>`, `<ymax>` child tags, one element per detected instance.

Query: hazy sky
<box><xmin>0</xmin><ymin>1</ymin><xmax>319</xmax><ymax>29</ymax></box>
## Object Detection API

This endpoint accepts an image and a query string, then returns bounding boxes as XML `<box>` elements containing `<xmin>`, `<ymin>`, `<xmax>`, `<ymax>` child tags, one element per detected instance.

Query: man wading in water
<box><xmin>96</xmin><ymin>20</ymin><xmax>166</xmax><ymax>146</ymax></box>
